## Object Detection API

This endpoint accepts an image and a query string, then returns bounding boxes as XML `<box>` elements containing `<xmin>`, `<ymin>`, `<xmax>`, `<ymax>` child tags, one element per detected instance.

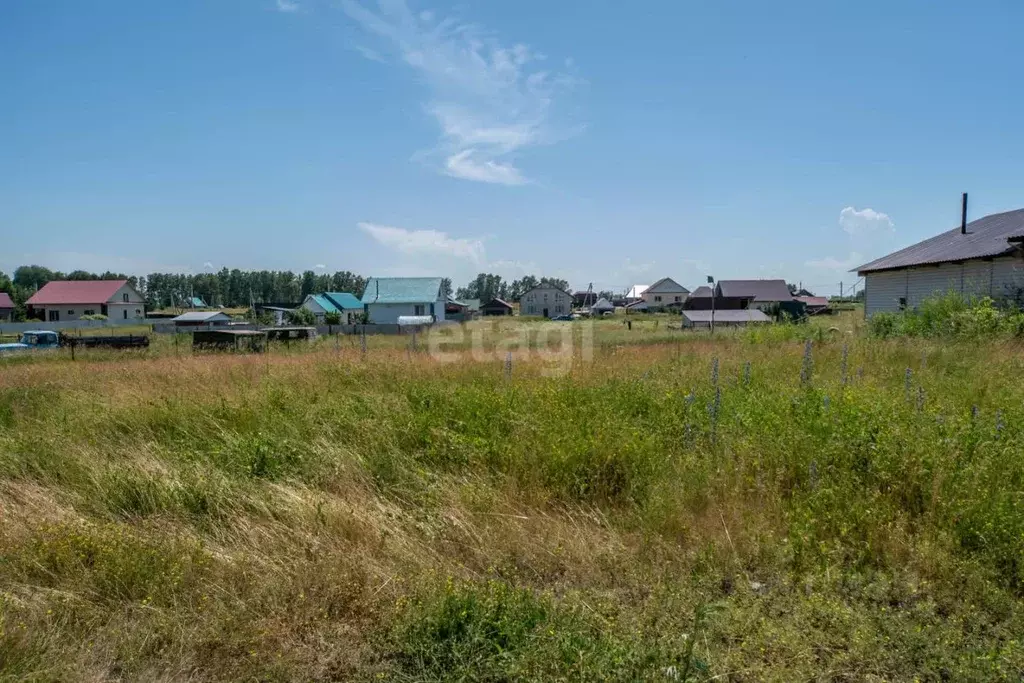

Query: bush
<box><xmin>287</xmin><ymin>307</ymin><xmax>317</xmax><ymax>326</ymax></box>
<box><xmin>323</xmin><ymin>311</ymin><xmax>341</xmax><ymax>325</ymax></box>
<box><xmin>80</xmin><ymin>313</ymin><xmax>108</xmax><ymax>321</ymax></box>
<box><xmin>868</xmin><ymin>292</ymin><xmax>1024</xmax><ymax>339</ymax></box>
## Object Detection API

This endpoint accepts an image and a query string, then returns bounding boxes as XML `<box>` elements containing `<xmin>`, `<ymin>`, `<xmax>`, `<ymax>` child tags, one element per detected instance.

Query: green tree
<box><xmin>287</xmin><ymin>307</ymin><xmax>317</xmax><ymax>326</ymax></box>
<box><xmin>323</xmin><ymin>311</ymin><xmax>341</xmax><ymax>325</ymax></box>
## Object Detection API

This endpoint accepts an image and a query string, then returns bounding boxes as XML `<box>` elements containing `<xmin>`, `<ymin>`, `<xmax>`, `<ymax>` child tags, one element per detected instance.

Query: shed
<box><xmin>480</xmin><ymin>298</ymin><xmax>514</xmax><ymax>316</ymax></box>
<box><xmin>192</xmin><ymin>329</ymin><xmax>267</xmax><ymax>353</ymax></box>
<box><xmin>172</xmin><ymin>311</ymin><xmax>232</xmax><ymax>326</ymax></box>
<box><xmin>589</xmin><ymin>297</ymin><xmax>616</xmax><ymax>315</ymax></box>
<box><xmin>682</xmin><ymin>309</ymin><xmax>770</xmax><ymax>328</ymax></box>
<box><xmin>361</xmin><ymin>277</ymin><xmax>445</xmax><ymax>324</ymax></box>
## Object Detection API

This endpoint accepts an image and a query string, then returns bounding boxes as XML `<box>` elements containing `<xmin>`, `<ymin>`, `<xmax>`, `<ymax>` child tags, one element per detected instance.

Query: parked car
<box><xmin>551</xmin><ymin>314</ymin><xmax>574</xmax><ymax>321</ymax></box>
<box><xmin>0</xmin><ymin>330</ymin><xmax>149</xmax><ymax>354</ymax></box>
<box><xmin>0</xmin><ymin>330</ymin><xmax>61</xmax><ymax>353</ymax></box>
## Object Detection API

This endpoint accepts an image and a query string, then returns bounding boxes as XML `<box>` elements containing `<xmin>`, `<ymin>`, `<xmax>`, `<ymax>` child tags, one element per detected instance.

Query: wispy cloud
<box><xmin>359</xmin><ymin>222</ymin><xmax>485</xmax><ymax>263</ymax></box>
<box><xmin>275</xmin><ymin>0</ymin><xmax>300</xmax><ymax>13</ymax></box>
<box><xmin>314</xmin><ymin>264</ymin><xmax>327</xmax><ymax>270</ymax></box>
<box><xmin>353</xmin><ymin>45</ymin><xmax>386</xmax><ymax>63</ymax></box>
<box><xmin>342</xmin><ymin>0</ymin><xmax>580</xmax><ymax>185</ymax></box>
<box><xmin>839</xmin><ymin>206</ymin><xmax>894</xmax><ymax>237</ymax></box>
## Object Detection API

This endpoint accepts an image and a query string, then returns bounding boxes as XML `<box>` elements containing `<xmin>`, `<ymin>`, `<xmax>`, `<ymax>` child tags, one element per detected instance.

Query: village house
<box><xmin>26</xmin><ymin>280</ymin><xmax>145</xmax><ymax>322</ymax></box>
<box><xmin>300</xmin><ymin>292</ymin><xmax>363</xmax><ymax>324</ymax></box>
<box><xmin>590</xmin><ymin>297</ymin><xmax>616</xmax><ymax>315</ymax></box>
<box><xmin>641</xmin><ymin>277</ymin><xmax>690</xmax><ymax>310</ymax></box>
<box><xmin>855</xmin><ymin>204</ymin><xmax>1024</xmax><ymax>316</ymax></box>
<box><xmin>360</xmin><ymin>277</ymin><xmax>446</xmax><ymax>324</ymax></box>
<box><xmin>520</xmin><ymin>285</ymin><xmax>571</xmax><ymax>318</ymax></box>
<box><xmin>686</xmin><ymin>280</ymin><xmax>792</xmax><ymax>311</ymax></box>
<box><xmin>0</xmin><ymin>293</ymin><xmax>14</xmax><ymax>322</ymax></box>
<box><xmin>480</xmin><ymin>298</ymin><xmax>514</xmax><ymax>316</ymax></box>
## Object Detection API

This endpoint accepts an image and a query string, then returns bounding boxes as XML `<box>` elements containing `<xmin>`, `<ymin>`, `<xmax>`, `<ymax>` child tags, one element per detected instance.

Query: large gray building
<box><xmin>856</xmin><ymin>208</ymin><xmax>1024</xmax><ymax>317</ymax></box>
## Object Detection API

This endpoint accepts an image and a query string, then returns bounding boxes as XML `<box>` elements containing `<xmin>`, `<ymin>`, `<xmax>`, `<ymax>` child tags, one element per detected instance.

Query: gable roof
<box><xmin>306</xmin><ymin>294</ymin><xmax>339</xmax><ymax>313</ymax></box>
<box><xmin>645</xmin><ymin>277</ymin><xmax>690</xmax><ymax>294</ymax></box>
<box><xmin>481</xmin><ymin>298</ymin><xmax>513</xmax><ymax>309</ymax></box>
<box><xmin>590</xmin><ymin>297</ymin><xmax>615</xmax><ymax>311</ymax></box>
<box><xmin>521</xmin><ymin>284</ymin><xmax>572</xmax><ymax>298</ymax></box>
<box><xmin>323</xmin><ymin>292</ymin><xmax>362</xmax><ymax>309</ymax></box>
<box><xmin>360</xmin><ymin>277</ymin><xmax>442</xmax><ymax>304</ymax></box>
<box><xmin>27</xmin><ymin>280</ymin><xmax>130</xmax><ymax>306</ymax></box>
<box><xmin>855</xmin><ymin>208</ymin><xmax>1024</xmax><ymax>274</ymax></box>
<box><xmin>795</xmin><ymin>296</ymin><xmax>829</xmax><ymax>308</ymax></box>
<box><xmin>625</xmin><ymin>284</ymin><xmax>649</xmax><ymax>298</ymax></box>
<box><xmin>689</xmin><ymin>286</ymin><xmax>713</xmax><ymax>298</ymax></box>
<box><xmin>189</xmin><ymin>296</ymin><xmax>207</xmax><ymax>308</ymax></box>
<box><xmin>0</xmin><ymin>293</ymin><xmax>13</xmax><ymax>309</ymax></box>
<box><xmin>717</xmin><ymin>279</ymin><xmax>792</xmax><ymax>302</ymax></box>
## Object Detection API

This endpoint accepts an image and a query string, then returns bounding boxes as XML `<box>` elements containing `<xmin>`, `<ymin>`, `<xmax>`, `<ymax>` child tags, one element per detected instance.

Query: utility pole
<box><xmin>840</xmin><ymin>282</ymin><xmax>844</xmax><ymax>300</ymax></box>
<box><xmin>708</xmin><ymin>275</ymin><xmax>716</xmax><ymax>334</ymax></box>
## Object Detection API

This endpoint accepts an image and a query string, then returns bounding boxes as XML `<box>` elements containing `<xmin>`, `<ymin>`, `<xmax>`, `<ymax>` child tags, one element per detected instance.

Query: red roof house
<box><xmin>0</xmin><ymin>293</ymin><xmax>13</xmax><ymax>309</ymax></box>
<box><xmin>26</xmin><ymin>280</ymin><xmax>146</xmax><ymax>322</ymax></box>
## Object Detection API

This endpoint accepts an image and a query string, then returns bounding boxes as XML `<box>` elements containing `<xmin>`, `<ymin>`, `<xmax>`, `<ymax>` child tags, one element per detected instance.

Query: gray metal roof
<box><xmin>717</xmin><ymin>280</ymin><xmax>792</xmax><ymax>302</ymax></box>
<box><xmin>855</xmin><ymin>208</ymin><xmax>1024</xmax><ymax>274</ymax></box>
<box><xmin>689</xmin><ymin>285</ymin><xmax>712</xmax><ymax>298</ymax></box>
<box><xmin>683</xmin><ymin>309</ymin><xmax>770</xmax><ymax>323</ymax></box>
<box><xmin>172</xmin><ymin>311</ymin><xmax>232</xmax><ymax>323</ymax></box>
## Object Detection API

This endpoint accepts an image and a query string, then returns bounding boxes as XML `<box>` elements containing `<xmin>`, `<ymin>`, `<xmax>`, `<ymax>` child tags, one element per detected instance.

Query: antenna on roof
<box><xmin>961</xmin><ymin>192</ymin><xmax>968</xmax><ymax>235</ymax></box>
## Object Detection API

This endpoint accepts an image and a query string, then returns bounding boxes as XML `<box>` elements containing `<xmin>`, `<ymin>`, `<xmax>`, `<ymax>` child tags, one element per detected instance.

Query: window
<box><xmin>674</xmin><ymin>296</ymin><xmax>681</xmax><ymax>302</ymax></box>
<box><xmin>543</xmin><ymin>293</ymin><xmax>549</xmax><ymax>301</ymax></box>
<box><xmin>68</xmin><ymin>310</ymin><xmax>75</xmax><ymax>315</ymax></box>
<box><xmin>84</xmin><ymin>309</ymin><xmax>95</xmax><ymax>316</ymax></box>
<box><xmin>48</xmin><ymin>310</ymin><xmax>59</xmax><ymax>322</ymax></box>
<box><xmin>123</xmin><ymin>310</ymin><xmax>128</xmax><ymax>319</ymax></box>
<box><xmin>654</xmin><ymin>295</ymin><xmax>662</xmax><ymax>302</ymax></box>
<box><xmin>122</xmin><ymin>293</ymin><xmax>129</xmax><ymax>302</ymax></box>
<box><xmin>898</xmin><ymin>297</ymin><xmax>907</xmax><ymax>310</ymax></box>
<box><xmin>555</xmin><ymin>305</ymin><xmax>562</xmax><ymax>313</ymax></box>
<box><xmin>414</xmin><ymin>304</ymin><xmax>425</xmax><ymax>316</ymax></box>
<box><xmin>135</xmin><ymin>309</ymin><xmax>141</xmax><ymax>316</ymax></box>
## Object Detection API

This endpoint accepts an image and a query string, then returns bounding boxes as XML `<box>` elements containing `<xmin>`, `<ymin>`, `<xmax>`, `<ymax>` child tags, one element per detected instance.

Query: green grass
<box><xmin>2</xmin><ymin>318</ymin><xmax>1024</xmax><ymax>680</ymax></box>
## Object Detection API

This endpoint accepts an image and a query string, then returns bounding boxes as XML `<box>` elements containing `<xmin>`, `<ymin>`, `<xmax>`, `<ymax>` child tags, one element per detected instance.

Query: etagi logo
<box><xmin>427</xmin><ymin>319</ymin><xmax>594</xmax><ymax>377</ymax></box>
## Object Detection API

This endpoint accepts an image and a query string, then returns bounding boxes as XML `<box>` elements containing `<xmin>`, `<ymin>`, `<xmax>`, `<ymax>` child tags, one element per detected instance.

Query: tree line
<box><xmin>0</xmin><ymin>266</ymin><xmax>578</xmax><ymax>320</ymax></box>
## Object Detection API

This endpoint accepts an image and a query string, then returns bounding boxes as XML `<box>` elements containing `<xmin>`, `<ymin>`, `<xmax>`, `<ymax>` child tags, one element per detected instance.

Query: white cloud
<box><xmin>342</xmin><ymin>0</ymin><xmax>580</xmax><ymax>185</ymax></box>
<box><xmin>276</xmin><ymin>0</ymin><xmax>300</xmax><ymax>12</ymax></box>
<box><xmin>203</xmin><ymin>261</ymin><xmax>214</xmax><ymax>269</ymax></box>
<box><xmin>353</xmin><ymin>45</ymin><xmax>386</xmax><ymax>63</ymax></box>
<box><xmin>621</xmin><ymin>258</ymin><xmax>655</xmax><ymax>275</ymax></box>
<box><xmin>359</xmin><ymin>222</ymin><xmax>485</xmax><ymax>263</ymax></box>
<box><xmin>314</xmin><ymin>263</ymin><xmax>327</xmax><ymax>270</ymax></box>
<box><xmin>839</xmin><ymin>207</ymin><xmax>894</xmax><ymax>237</ymax></box>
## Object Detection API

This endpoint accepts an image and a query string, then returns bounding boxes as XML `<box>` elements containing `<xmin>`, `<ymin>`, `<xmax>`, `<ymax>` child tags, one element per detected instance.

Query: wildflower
<box><xmin>840</xmin><ymin>343</ymin><xmax>849</xmax><ymax>386</ymax></box>
<box><xmin>800</xmin><ymin>340</ymin><xmax>813</xmax><ymax>386</ymax></box>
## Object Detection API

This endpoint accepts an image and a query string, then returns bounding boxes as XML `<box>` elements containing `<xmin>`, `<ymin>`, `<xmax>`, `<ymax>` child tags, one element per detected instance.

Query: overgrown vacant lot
<box><xmin>3</xmin><ymin>330</ymin><xmax>1024</xmax><ymax>681</ymax></box>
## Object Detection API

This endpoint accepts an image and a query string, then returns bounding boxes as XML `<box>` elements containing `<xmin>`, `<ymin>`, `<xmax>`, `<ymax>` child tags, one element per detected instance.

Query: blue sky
<box><xmin>2</xmin><ymin>0</ymin><xmax>1022</xmax><ymax>295</ymax></box>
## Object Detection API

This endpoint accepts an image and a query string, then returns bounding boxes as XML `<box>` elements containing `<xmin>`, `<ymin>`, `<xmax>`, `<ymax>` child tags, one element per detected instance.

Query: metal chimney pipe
<box><xmin>961</xmin><ymin>192</ymin><xmax>968</xmax><ymax>234</ymax></box>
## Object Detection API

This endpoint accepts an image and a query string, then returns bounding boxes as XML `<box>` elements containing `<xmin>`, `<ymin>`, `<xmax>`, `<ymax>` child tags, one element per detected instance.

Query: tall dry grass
<box><xmin>2</xmin><ymin>328</ymin><xmax>1024</xmax><ymax>680</ymax></box>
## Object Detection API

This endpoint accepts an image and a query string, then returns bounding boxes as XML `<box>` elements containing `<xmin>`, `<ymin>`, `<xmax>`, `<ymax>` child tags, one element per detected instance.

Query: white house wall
<box><xmin>366</xmin><ymin>300</ymin><xmax>445</xmax><ymax>324</ymax></box>
<box><xmin>520</xmin><ymin>288</ymin><xmax>570</xmax><ymax>317</ymax></box>
<box><xmin>865</xmin><ymin>256</ymin><xmax>1024</xmax><ymax>316</ymax></box>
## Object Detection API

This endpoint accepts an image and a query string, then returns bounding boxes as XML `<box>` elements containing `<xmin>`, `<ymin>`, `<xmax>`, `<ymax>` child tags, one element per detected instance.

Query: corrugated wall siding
<box><xmin>865</xmin><ymin>256</ymin><xmax>1024</xmax><ymax>316</ymax></box>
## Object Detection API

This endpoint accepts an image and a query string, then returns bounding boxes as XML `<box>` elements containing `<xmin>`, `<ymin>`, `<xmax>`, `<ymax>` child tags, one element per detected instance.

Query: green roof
<box><xmin>323</xmin><ymin>292</ymin><xmax>362</xmax><ymax>309</ymax></box>
<box><xmin>309</xmin><ymin>294</ymin><xmax>339</xmax><ymax>314</ymax></box>
<box><xmin>360</xmin><ymin>278</ymin><xmax>442</xmax><ymax>305</ymax></box>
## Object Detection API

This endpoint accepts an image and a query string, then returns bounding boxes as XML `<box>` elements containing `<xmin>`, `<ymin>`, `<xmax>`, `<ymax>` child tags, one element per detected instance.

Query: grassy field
<box><xmin>2</xmin><ymin>314</ymin><xmax>1024</xmax><ymax>681</ymax></box>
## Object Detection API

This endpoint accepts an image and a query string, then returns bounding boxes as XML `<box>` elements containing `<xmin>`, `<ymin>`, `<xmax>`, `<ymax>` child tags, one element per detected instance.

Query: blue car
<box><xmin>0</xmin><ymin>331</ymin><xmax>61</xmax><ymax>354</ymax></box>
